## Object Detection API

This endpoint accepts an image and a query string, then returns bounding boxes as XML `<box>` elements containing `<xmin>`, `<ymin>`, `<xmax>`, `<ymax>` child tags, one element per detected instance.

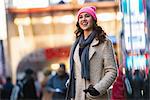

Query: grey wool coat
<box><xmin>73</xmin><ymin>38</ymin><xmax>118</xmax><ymax>100</ymax></box>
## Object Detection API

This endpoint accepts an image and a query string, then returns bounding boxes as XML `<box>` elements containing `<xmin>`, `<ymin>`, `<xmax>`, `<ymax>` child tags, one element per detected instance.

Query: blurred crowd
<box><xmin>0</xmin><ymin>63</ymin><xmax>69</xmax><ymax>100</ymax></box>
<box><xmin>0</xmin><ymin>63</ymin><xmax>149</xmax><ymax>100</ymax></box>
<box><xmin>111</xmin><ymin>65</ymin><xmax>150</xmax><ymax>100</ymax></box>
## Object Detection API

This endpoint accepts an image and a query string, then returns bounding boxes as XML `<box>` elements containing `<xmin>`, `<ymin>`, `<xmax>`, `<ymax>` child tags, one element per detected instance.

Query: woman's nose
<box><xmin>82</xmin><ymin>17</ymin><xmax>87</xmax><ymax>21</ymax></box>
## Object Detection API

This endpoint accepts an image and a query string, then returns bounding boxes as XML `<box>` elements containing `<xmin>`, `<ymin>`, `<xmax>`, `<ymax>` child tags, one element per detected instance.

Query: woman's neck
<box><xmin>84</xmin><ymin>30</ymin><xmax>92</xmax><ymax>39</ymax></box>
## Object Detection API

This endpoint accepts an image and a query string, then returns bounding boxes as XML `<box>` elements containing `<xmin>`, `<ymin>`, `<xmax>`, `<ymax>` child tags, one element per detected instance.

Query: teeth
<box><xmin>83</xmin><ymin>22</ymin><xmax>87</xmax><ymax>24</ymax></box>
<box><xmin>82</xmin><ymin>21</ymin><xmax>87</xmax><ymax>24</ymax></box>
<box><xmin>82</xmin><ymin>23</ymin><xmax>88</xmax><ymax>25</ymax></box>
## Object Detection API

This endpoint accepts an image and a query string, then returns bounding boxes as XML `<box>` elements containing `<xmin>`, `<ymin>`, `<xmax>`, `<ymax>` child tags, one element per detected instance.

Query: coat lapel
<box><xmin>73</xmin><ymin>39</ymin><xmax>99</xmax><ymax>66</ymax></box>
<box><xmin>89</xmin><ymin>39</ymin><xmax>98</xmax><ymax>60</ymax></box>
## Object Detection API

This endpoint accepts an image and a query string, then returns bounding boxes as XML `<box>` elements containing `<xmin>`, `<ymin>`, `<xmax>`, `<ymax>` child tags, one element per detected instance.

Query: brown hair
<box><xmin>74</xmin><ymin>20</ymin><xmax>106</xmax><ymax>46</ymax></box>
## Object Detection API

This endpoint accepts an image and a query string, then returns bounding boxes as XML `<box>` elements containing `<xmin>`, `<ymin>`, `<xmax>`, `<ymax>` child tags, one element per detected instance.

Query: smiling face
<box><xmin>78</xmin><ymin>12</ymin><xmax>94</xmax><ymax>32</ymax></box>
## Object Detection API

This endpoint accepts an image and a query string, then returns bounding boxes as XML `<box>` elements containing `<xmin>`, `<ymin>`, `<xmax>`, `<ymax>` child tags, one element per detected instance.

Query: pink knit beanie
<box><xmin>77</xmin><ymin>6</ymin><xmax>97</xmax><ymax>21</ymax></box>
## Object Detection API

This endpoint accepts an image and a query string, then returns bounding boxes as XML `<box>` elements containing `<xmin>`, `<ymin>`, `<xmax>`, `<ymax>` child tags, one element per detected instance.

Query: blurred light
<box><xmin>61</xmin><ymin>15</ymin><xmax>74</xmax><ymax>24</ymax></box>
<box><xmin>123</xmin><ymin>67</ymin><xmax>125</xmax><ymax>75</ymax></box>
<box><xmin>13</xmin><ymin>0</ymin><xmax>49</xmax><ymax>8</ymax></box>
<box><xmin>51</xmin><ymin>64</ymin><xmax>60</xmax><ymax>71</ymax></box>
<box><xmin>53</xmin><ymin>15</ymin><xmax>74</xmax><ymax>24</ymax></box>
<box><xmin>63</xmin><ymin>0</ymin><xmax>71</xmax><ymax>2</ymax></box>
<box><xmin>18</xmin><ymin>25</ymin><xmax>25</xmax><ymax>42</ymax></box>
<box><xmin>64</xmin><ymin>34</ymin><xmax>72</xmax><ymax>39</ymax></box>
<box><xmin>14</xmin><ymin>17</ymin><xmax>31</xmax><ymax>25</ymax></box>
<box><xmin>97</xmin><ymin>13</ymin><xmax>116</xmax><ymax>21</ymax></box>
<box><xmin>0</xmin><ymin>0</ymin><xmax>7</xmax><ymax>40</ymax></box>
<box><xmin>64</xmin><ymin>34</ymin><xmax>74</xmax><ymax>43</ymax></box>
<box><xmin>145</xmin><ymin>53</ymin><xmax>149</xmax><ymax>59</ymax></box>
<box><xmin>126</xmin><ymin>55</ymin><xmax>146</xmax><ymax>70</ymax></box>
<box><xmin>117</xmin><ymin>12</ymin><xmax>123</xmax><ymax>20</ymax></box>
<box><xmin>32</xmin><ymin>16</ymin><xmax>52</xmax><ymax>24</ymax></box>
<box><xmin>42</xmin><ymin>16</ymin><xmax>52</xmax><ymax>24</ymax></box>
<box><xmin>50</xmin><ymin>0</ymin><xmax>61</xmax><ymax>4</ymax></box>
<box><xmin>77</xmin><ymin>0</ymin><xmax>85</xmax><ymax>4</ymax></box>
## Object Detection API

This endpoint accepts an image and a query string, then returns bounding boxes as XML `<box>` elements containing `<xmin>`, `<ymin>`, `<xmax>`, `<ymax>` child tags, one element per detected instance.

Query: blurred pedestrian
<box><xmin>0</xmin><ymin>76</ymin><xmax>4</xmax><ymax>99</ymax></box>
<box><xmin>143</xmin><ymin>70</ymin><xmax>150</xmax><ymax>100</ymax></box>
<box><xmin>1</xmin><ymin>76</ymin><xmax>14</xmax><ymax>99</ymax></box>
<box><xmin>111</xmin><ymin>65</ymin><xmax>126</xmax><ymax>100</ymax></box>
<box><xmin>132</xmin><ymin>70</ymin><xmax>144</xmax><ymax>100</ymax></box>
<box><xmin>125</xmin><ymin>69</ymin><xmax>133</xmax><ymax>99</ymax></box>
<box><xmin>41</xmin><ymin>69</ymin><xmax>52</xmax><ymax>100</ymax></box>
<box><xmin>66</xmin><ymin>6</ymin><xmax>118</xmax><ymax>100</ymax></box>
<box><xmin>10</xmin><ymin>79</ymin><xmax>24</xmax><ymax>100</ymax></box>
<box><xmin>22</xmin><ymin>68</ymin><xmax>37</xmax><ymax>99</ymax></box>
<box><xmin>34</xmin><ymin>73</ymin><xmax>42</xmax><ymax>99</ymax></box>
<box><xmin>46</xmin><ymin>63</ymin><xmax>69</xmax><ymax>100</ymax></box>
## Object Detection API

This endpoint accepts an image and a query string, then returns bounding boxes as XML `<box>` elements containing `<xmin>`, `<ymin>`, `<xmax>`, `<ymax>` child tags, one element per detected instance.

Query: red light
<box><xmin>145</xmin><ymin>53</ymin><xmax>149</xmax><ymax>59</ymax></box>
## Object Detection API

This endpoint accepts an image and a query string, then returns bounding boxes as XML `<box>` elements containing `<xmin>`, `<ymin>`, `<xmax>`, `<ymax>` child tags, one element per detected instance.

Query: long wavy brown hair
<box><xmin>74</xmin><ymin>20</ymin><xmax>106</xmax><ymax>46</ymax></box>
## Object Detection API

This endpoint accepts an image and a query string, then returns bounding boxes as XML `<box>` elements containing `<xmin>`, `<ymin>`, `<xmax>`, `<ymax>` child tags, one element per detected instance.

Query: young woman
<box><xmin>66</xmin><ymin>6</ymin><xmax>118</xmax><ymax>100</ymax></box>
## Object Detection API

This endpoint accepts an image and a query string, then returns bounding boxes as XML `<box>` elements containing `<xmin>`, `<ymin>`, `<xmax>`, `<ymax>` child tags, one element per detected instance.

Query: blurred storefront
<box><xmin>0</xmin><ymin>0</ymin><xmax>8</xmax><ymax>76</ymax></box>
<box><xmin>120</xmin><ymin>0</ymin><xmax>149</xmax><ymax>76</ymax></box>
<box><xmin>147</xmin><ymin>0</ymin><xmax>150</xmax><ymax>53</ymax></box>
<box><xmin>4</xmin><ymin>0</ymin><xmax>121</xmax><ymax>82</ymax></box>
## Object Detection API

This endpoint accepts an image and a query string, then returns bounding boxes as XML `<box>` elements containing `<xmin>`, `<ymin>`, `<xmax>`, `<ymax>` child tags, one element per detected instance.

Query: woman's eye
<box><xmin>85</xmin><ymin>15</ymin><xmax>90</xmax><ymax>17</ymax></box>
<box><xmin>79</xmin><ymin>16</ymin><xmax>83</xmax><ymax>19</ymax></box>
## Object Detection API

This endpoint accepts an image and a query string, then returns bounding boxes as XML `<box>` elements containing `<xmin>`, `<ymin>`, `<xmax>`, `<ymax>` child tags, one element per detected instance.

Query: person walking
<box><xmin>66</xmin><ymin>6</ymin><xmax>118</xmax><ymax>100</ymax></box>
<box><xmin>132</xmin><ymin>70</ymin><xmax>144</xmax><ymax>100</ymax></box>
<box><xmin>47</xmin><ymin>63</ymin><xmax>69</xmax><ymax>100</ymax></box>
<box><xmin>22</xmin><ymin>68</ymin><xmax>38</xmax><ymax>100</ymax></box>
<box><xmin>143</xmin><ymin>70</ymin><xmax>150</xmax><ymax>100</ymax></box>
<box><xmin>1</xmin><ymin>76</ymin><xmax>14</xmax><ymax>99</ymax></box>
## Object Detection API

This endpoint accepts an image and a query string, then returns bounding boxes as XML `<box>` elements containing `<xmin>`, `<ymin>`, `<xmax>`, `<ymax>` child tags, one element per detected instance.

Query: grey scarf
<box><xmin>79</xmin><ymin>31</ymin><xmax>96</xmax><ymax>80</ymax></box>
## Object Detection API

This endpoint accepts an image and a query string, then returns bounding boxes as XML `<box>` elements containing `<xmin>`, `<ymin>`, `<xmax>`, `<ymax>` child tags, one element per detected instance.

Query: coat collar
<box><xmin>89</xmin><ymin>38</ymin><xmax>98</xmax><ymax>60</ymax></box>
<box><xmin>73</xmin><ymin>38</ymin><xmax>99</xmax><ymax>66</ymax></box>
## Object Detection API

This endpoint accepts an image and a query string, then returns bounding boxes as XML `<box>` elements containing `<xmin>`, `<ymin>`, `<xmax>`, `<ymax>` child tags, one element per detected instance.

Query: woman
<box><xmin>66</xmin><ymin>6</ymin><xmax>117</xmax><ymax>100</ymax></box>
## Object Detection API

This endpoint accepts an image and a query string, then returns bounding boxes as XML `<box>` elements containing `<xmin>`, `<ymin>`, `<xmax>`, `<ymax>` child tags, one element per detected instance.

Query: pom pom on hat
<box><xmin>77</xmin><ymin>6</ymin><xmax>97</xmax><ymax>21</ymax></box>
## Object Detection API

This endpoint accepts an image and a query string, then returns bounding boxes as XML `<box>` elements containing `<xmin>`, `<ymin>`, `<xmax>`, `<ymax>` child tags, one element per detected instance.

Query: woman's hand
<box><xmin>83</xmin><ymin>84</ymin><xmax>100</xmax><ymax>96</ymax></box>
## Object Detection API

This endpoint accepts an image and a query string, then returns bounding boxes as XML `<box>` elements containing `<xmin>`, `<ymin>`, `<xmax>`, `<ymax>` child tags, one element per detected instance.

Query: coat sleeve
<box><xmin>46</xmin><ymin>76</ymin><xmax>55</xmax><ymax>92</ymax></box>
<box><xmin>94</xmin><ymin>40</ymin><xmax>118</xmax><ymax>96</ymax></box>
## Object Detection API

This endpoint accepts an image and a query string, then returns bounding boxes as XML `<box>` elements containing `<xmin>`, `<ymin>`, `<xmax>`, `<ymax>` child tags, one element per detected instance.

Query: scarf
<box><xmin>79</xmin><ymin>31</ymin><xmax>96</xmax><ymax>79</ymax></box>
<box><xmin>66</xmin><ymin>31</ymin><xmax>96</xmax><ymax>99</ymax></box>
